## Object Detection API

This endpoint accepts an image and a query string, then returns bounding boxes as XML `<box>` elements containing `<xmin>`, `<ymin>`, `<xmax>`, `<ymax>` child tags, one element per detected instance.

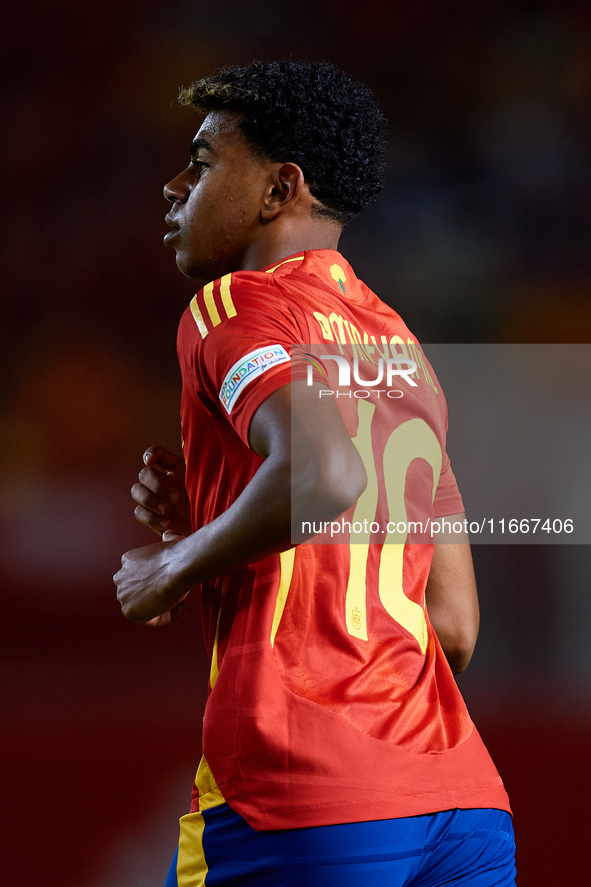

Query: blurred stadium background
<box><xmin>1</xmin><ymin>1</ymin><xmax>590</xmax><ymax>883</ymax></box>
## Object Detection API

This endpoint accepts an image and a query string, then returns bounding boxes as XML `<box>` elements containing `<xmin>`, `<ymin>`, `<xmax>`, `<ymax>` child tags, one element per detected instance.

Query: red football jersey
<box><xmin>177</xmin><ymin>250</ymin><xmax>510</xmax><ymax>830</ymax></box>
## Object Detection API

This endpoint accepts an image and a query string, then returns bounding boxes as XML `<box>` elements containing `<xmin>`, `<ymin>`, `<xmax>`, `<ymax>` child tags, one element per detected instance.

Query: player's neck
<box><xmin>239</xmin><ymin>220</ymin><xmax>342</xmax><ymax>273</ymax></box>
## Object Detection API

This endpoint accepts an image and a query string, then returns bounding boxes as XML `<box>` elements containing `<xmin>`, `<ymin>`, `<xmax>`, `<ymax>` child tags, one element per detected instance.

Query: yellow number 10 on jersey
<box><xmin>345</xmin><ymin>400</ymin><xmax>442</xmax><ymax>653</ymax></box>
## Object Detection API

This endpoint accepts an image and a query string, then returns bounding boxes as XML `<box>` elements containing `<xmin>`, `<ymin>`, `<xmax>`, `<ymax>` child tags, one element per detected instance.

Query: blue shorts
<box><xmin>164</xmin><ymin>804</ymin><xmax>515</xmax><ymax>887</ymax></box>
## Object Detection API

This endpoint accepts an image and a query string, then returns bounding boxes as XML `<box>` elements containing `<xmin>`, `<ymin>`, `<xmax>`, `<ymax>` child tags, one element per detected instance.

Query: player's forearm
<box><xmin>166</xmin><ymin>447</ymin><xmax>364</xmax><ymax>593</ymax></box>
<box><xmin>428</xmin><ymin>613</ymin><xmax>478</xmax><ymax>674</ymax></box>
<box><xmin>116</xmin><ymin>382</ymin><xmax>367</xmax><ymax>624</ymax></box>
<box><xmin>425</xmin><ymin>536</ymin><xmax>480</xmax><ymax>674</ymax></box>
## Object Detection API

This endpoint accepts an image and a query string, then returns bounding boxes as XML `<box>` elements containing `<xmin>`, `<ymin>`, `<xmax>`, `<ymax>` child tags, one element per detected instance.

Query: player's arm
<box><xmin>425</xmin><ymin>515</ymin><xmax>480</xmax><ymax>674</ymax></box>
<box><xmin>114</xmin><ymin>381</ymin><xmax>366</xmax><ymax>625</ymax></box>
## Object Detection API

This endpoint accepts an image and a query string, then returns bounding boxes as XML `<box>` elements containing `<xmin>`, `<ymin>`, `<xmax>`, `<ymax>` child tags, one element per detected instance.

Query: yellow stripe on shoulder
<box><xmin>203</xmin><ymin>281</ymin><xmax>221</xmax><ymax>327</ymax></box>
<box><xmin>191</xmin><ymin>277</ymin><xmax>237</xmax><ymax>337</ymax></box>
<box><xmin>265</xmin><ymin>255</ymin><xmax>305</xmax><ymax>274</ymax></box>
<box><xmin>190</xmin><ymin>295</ymin><xmax>209</xmax><ymax>338</ymax></box>
<box><xmin>219</xmin><ymin>273</ymin><xmax>237</xmax><ymax>318</ymax></box>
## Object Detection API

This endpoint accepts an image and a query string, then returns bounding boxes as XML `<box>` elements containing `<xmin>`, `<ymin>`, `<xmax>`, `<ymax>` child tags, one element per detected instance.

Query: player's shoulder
<box><xmin>181</xmin><ymin>269</ymin><xmax>296</xmax><ymax>342</ymax></box>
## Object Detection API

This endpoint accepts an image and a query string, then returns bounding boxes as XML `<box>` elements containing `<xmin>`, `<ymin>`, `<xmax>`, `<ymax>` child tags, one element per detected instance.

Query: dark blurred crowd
<box><xmin>3</xmin><ymin>0</ymin><xmax>591</xmax><ymax>483</ymax></box>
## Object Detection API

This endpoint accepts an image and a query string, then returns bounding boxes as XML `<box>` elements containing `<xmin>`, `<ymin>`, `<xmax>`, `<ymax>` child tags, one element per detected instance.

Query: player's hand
<box><xmin>132</xmin><ymin>446</ymin><xmax>192</xmax><ymax>538</ymax></box>
<box><xmin>114</xmin><ymin>531</ymin><xmax>190</xmax><ymax>626</ymax></box>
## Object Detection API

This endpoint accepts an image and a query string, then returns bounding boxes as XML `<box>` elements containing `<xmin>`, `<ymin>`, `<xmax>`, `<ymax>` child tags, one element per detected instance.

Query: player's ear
<box><xmin>261</xmin><ymin>162</ymin><xmax>305</xmax><ymax>220</ymax></box>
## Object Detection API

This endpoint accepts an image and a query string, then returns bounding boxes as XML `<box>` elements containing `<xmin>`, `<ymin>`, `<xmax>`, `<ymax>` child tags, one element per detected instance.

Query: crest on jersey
<box><xmin>351</xmin><ymin>608</ymin><xmax>362</xmax><ymax>631</ymax></box>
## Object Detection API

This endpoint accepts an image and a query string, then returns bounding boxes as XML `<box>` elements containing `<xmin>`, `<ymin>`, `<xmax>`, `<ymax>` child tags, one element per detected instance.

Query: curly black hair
<box><xmin>177</xmin><ymin>61</ymin><xmax>387</xmax><ymax>225</ymax></box>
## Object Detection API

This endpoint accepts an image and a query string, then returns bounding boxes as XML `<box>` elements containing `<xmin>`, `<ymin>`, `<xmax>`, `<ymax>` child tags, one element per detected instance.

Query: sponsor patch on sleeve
<box><xmin>219</xmin><ymin>345</ymin><xmax>291</xmax><ymax>414</ymax></box>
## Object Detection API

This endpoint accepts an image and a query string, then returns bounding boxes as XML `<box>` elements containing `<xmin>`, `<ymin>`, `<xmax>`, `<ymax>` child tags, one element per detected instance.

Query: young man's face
<box><xmin>163</xmin><ymin>112</ymin><xmax>273</xmax><ymax>284</ymax></box>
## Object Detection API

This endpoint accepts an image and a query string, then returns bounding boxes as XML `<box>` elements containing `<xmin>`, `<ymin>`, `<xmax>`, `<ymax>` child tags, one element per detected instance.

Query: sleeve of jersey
<box><xmin>433</xmin><ymin>452</ymin><xmax>465</xmax><ymax>517</ymax></box>
<box><xmin>191</xmin><ymin>274</ymin><xmax>303</xmax><ymax>447</ymax></box>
